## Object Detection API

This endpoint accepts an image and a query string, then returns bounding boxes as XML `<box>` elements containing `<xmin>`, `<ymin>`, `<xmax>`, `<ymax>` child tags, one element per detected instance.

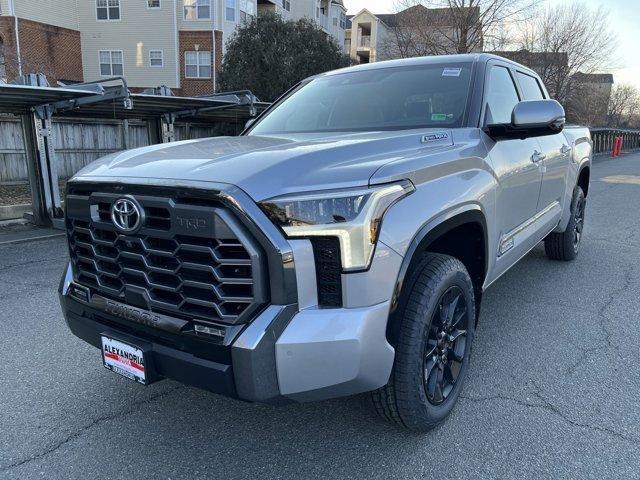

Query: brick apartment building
<box><xmin>0</xmin><ymin>0</ymin><xmax>346</xmax><ymax>96</ymax></box>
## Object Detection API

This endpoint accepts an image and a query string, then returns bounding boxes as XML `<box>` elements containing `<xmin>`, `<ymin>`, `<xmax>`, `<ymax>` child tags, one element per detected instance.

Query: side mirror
<box><xmin>486</xmin><ymin>99</ymin><xmax>565</xmax><ymax>141</ymax></box>
<box><xmin>244</xmin><ymin>118</ymin><xmax>256</xmax><ymax>130</ymax></box>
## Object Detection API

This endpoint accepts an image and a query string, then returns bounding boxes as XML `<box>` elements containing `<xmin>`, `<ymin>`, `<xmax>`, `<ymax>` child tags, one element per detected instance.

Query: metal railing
<box><xmin>358</xmin><ymin>35</ymin><xmax>371</xmax><ymax>48</ymax></box>
<box><xmin>590</xmin><ymin>128</ymin><xmax>640</xmax><ymax>155</ymax></box>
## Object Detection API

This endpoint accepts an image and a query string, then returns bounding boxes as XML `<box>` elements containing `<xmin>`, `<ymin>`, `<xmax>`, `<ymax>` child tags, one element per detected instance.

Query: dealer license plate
<box><xmin>101</xmin><ymin>336</ymin><xmax>146</xmax><ymax>385</ymax></box>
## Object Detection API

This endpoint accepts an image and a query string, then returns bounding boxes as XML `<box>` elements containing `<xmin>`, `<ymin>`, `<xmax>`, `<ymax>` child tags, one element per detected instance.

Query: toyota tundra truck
<box><xmin>59</xmin><ymin>54</ymin><xmax>592</xmax><ymax>432</ymax></box>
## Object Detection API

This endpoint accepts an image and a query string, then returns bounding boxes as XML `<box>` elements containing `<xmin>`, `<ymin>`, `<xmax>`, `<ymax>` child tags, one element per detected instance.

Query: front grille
<box><xmin>66</xmin><ymin>187</ymin><xmax>267</xmax><ymax>325</ymax></box>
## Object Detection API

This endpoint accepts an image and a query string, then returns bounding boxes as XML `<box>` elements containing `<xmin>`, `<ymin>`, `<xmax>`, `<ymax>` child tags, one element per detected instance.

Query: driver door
<box><xmin>514</xmin><ymin>70</ymin><xmax>570</xmax><ymax>213</ymax></box>
<box><xmin>482</xmin><ymin>64</ymin><xmax>543</xmax><ymax>283</ymax></box>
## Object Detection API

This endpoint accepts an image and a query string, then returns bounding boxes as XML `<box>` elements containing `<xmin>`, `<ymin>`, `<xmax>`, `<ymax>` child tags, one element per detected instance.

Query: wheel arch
<box><xmin>577</xmin><ymin>164</ymin><xmax>590</xmax><ymax>196</ymax></box>
<box><xmin>386</xmin><ymin>208</ymin><xmax>488</xmax><ymax>347</ymax></box>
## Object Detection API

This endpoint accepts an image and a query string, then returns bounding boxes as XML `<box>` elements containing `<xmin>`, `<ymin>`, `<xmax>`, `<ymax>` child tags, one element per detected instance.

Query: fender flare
<box><xmin>389</xmin><ymin>206</ymin><xmax>488</xmax><ymax>313</ymax></box>
<box><xmin>386</xmin><ymin>206</ymin><xmax>488</xmax><ymax>345</ymax></box>
<box><xmin>577</xmin><ymin>160</ymin><xmax>591</xmax><ymax>195</ymax></box>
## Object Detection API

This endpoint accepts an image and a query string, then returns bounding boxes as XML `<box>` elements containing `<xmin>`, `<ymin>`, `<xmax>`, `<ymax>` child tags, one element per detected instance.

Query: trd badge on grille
<box><xmin>111</xmin><ymin>196</ymin><xmax>144</xmax><ymax>233</ymax></box>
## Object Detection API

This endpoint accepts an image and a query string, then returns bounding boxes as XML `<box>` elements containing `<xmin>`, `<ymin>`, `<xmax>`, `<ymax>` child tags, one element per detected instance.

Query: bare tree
<box><xmin>607</xmin><ymin>84</ymin><xmax>640</xmax><ymax>128</ymax></box>
<box><xmin>380</xmin><ymin>0</ymin><xmax>538</xmax><ymax>59</ymax></box>
<box><xmin>516</xmin><ymin>3</ymin><xmax>617</xmax><ymax>104</ymax></box>
<box><xmin>568</xmin><ymin>81</ymin><xmax>611</xmax><ymax>127</ymax></box>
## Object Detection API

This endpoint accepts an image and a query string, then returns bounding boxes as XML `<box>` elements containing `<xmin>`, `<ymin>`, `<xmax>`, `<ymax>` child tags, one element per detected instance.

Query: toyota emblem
<box><xmin>111</xmin><ymin>197</ymin><xmax>144</xmax><ymax>233</ymax></box>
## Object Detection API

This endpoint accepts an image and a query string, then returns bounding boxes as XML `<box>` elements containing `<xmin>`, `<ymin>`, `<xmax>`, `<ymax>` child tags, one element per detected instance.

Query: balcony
<box><xmin>319</xmin><ymin>14</ymin><xmax>329</xmax><ymax>31</ymax></box>
<box><xmin>358</xmin><ymin>35</ymin><xmax>371</xmax><ymax>49</ymax></box>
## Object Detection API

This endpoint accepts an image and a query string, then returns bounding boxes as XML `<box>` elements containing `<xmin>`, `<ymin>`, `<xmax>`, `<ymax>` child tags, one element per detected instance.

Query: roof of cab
<box><xmin>316</xmin><ymin>53</ymin><xmax>536</xmax><ymax>78</ymax></box>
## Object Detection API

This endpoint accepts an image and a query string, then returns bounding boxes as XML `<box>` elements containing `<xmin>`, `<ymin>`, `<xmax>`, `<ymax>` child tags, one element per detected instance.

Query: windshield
<box><xmin>249</xmin><ymin>63</ymin><xmax>473</xmax><ymax>135</ymax></box>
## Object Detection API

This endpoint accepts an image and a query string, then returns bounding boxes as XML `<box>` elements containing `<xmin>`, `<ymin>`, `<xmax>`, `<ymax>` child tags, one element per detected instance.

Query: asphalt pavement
<box><xmin>1</xmin><ymin>153</ymin><xmax>640</xmax><ymax>479</ymax></box>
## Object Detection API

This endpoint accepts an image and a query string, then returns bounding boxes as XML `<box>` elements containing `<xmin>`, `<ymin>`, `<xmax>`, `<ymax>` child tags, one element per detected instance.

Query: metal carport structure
<box><xmin>0</xmin><ymin>75</ymin><xmax>268</xmax><ymax>228</ymax></box>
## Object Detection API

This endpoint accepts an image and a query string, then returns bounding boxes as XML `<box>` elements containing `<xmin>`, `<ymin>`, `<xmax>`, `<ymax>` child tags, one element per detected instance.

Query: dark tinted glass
<box><xmin>517</xmin><ymin>72</ymin><xmax>545</xmax><ymax>100</ymax></box>
<box><xmin>250</xmin><ymin>63</ymin><xmax>473</xmax><ymax>134</ymax></box>
<box><xmin>485</xmin><ymin>66</ymin><xmax>519</xmax><ymax>124</ymax></box>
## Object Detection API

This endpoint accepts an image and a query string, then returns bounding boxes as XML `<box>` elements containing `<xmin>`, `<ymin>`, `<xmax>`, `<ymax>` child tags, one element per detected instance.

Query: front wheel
<box><xmin>545</xmin><ymin>186</ymin><xmax>586</xmax><ymax>261</ymax></box>
<box><xmin>371</xmin><ymin>253</ymin><xmax>475</xmax><ymax>432</ymax></box>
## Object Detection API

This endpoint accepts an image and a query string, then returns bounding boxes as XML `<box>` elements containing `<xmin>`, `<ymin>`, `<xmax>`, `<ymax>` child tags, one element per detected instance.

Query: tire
<box><xmin>371</xmin><ymin>253</ymin><xmax>475</xmax><ymax>432</ymax></box>
<box><xmin>544</xmin><ymin>186</ymin><xmax>586</xmax><ymax>261</ymax></box>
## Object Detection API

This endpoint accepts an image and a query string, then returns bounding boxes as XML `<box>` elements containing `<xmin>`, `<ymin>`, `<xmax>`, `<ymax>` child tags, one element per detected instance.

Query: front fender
<box><xmin>388</xmin><ymin>206</ymin><xmax>489</xmax><ymax>312</ymax></box>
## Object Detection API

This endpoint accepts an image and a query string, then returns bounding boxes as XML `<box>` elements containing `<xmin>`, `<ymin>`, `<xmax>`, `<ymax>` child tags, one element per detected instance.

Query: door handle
<box><xmin>531</xmin><ymin>150</ymin><xmax>546</xmax><ymax>163</ymax></box>
<box><xmin>560</xmin><ymin>144</ymin><xmax>572</xmax><ymax>156</ymax></box>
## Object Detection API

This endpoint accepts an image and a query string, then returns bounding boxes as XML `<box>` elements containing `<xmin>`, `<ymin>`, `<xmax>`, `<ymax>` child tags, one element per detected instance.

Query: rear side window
<box><xmin>517</xmin><ymin>72</ymin><xmax>545</xmax><ymax>100</ymax></box>
<box><xmin>485</xmin><ymin>66</ymin><xmax>519</xmax><ymax>124</ymax></box>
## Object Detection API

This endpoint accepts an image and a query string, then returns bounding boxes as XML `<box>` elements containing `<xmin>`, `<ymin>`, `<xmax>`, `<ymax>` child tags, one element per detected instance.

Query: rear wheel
<box><xmin>545</xmin><ymin>186</ymin><xmax>586</xmax><ymax>261</ymax></box>
<box><xmin>371</xmin><ymin>253</ymin><xmax>475</xmax><ymax>432</ymax></box>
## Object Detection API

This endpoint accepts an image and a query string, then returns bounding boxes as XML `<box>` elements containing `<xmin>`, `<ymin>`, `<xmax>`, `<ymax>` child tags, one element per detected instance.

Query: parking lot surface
<box><xmin>1</xmin><ymin>153</ymin><xmax>640</xmax><ymax>479</ymax></box>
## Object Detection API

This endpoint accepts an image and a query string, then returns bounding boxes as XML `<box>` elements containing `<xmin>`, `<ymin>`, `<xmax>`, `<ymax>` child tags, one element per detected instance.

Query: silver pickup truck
<box><xmin>59</xmin><ymin>53</ymin><xmax>591</xmax><ymax>432</ymax></box>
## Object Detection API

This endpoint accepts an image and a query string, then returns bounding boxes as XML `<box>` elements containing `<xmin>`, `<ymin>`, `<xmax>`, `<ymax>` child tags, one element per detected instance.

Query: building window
<box><xmin>333</xmin><ymin>17</ymin><xmax>337</xmax><ymax>26</ymax></box>
<box><xmin>239</xmin><ymin>0</ymin><xmax>255</xmax><ymax>22</ymax></box>
<box><xmin>99</xmin><ymin>50</ymin><xmax>123</xmax><ymax>76</ymax></box>
<box><xmin>149</xmin><ymin>50</ymin><xmax>164</xmax><ymax>67</ymax></box>
<box><xmin>340</xmin><ymin>12</ymin><xmax>346</xmax><ymax>29</ymax></box>
<box><xmin>282</xmin><ymin>0</ymin><xmax>290</xmax><ymax>12</ymax></box>
<box><xmin>226</xmin><ymin>0</ymin><xmax>236</xmax><ymax>21</ymax></box>
<box><xmin>185</xmin><ymin>51</ymin><xmax>212</xmax><ymax>78</ymax></box>
<box><xmin>184</xmin><ymin>0</ymin><xmax>211</xmax><ymax>20</ymax></box>
<box><xmin>147</xmin><ymin>0</ymin><xmax>160</xmax><ymax>8</ymax></box>
<box><xmin>96</xmin><ymin>0</ymin><xmax>120</xmax><ymax>20</ymax></box>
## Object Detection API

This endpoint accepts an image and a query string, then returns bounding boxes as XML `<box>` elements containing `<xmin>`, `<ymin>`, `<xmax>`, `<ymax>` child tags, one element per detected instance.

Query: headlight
<box><xmin>259</xmin><ymin>180</ymin><xmax>414</xmax><ymax>271</ymax></box>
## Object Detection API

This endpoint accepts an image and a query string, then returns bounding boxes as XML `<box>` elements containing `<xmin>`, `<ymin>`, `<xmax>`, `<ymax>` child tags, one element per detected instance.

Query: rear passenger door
<box><xmin>515</xmin><ymin>71</ymin><xmax>570</xmax><ymax>213</ymax></box>
<box><xmin>482</xmin><ymin>63</ymin><xmax>543</xmax><ymax>276</ymax></box>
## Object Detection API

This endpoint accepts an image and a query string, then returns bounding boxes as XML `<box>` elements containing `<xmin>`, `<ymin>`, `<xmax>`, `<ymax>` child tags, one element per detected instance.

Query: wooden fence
<box><xmin>4</xmin><ymin>119</ymin><xmax>640</xmax><ymax>184</ymax></box>
<box><xmin>0</xmin><ymin>116</ymin><xmax>222</xmax><ymax>184</ymax></box>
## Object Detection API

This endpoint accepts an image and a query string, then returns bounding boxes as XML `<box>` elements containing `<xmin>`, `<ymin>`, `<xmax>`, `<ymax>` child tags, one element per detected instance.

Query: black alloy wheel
<box><xmin>423</xmin><ymin>286</ymin><xmax>468</xmax><ymax>405</ymax></box>
<box><xmin>573</xmin><ymin>195</ymin><xmax>586</xmax><ymax>251</ymax></box>
<box><xmin>371</xmin><ymin>253</ymin><xmax>476</xmax><ymax>432</ymax></box>
<box><xmin>544</xmin><ymin>186</ymin><xmax>586</xmax><ymax>261</ymax></box>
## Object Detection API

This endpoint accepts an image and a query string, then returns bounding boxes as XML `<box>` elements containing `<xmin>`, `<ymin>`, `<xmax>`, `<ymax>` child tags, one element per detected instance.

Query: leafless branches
<box><xmin>607</xmin><ymin>84</ymin><xmax>640</xmax><ymax>129</ymax></box>
<box><xmin>568</xmin><ymin>82</ymin><xmax>611</xmax><ymax>127</ymax></box>
<box><xmin>516</xmin><ymin>3</ymin><xmax>617</xmax><ymax>103</ymax></box>
<box><xmin>380</xmin><ymin>0</ymin><xmax>538</xmax><ymax>59</ymax></box>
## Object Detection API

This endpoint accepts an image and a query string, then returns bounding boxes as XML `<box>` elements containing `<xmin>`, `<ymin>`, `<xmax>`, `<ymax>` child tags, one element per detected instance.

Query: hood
<box><xmin>75</xmin><ymin>130</ymin><xmax>454</xmax><ymax>201</ymax></box>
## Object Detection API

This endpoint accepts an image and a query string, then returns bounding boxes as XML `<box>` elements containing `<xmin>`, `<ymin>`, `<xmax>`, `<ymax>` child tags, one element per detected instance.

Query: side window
<box><xmin>485</xmin><ymin>66</ymin><xmax>519</xmax><ymax>125</ymax></box>
<box><xmin>517</xmin><ymin>72</ymin><xmax>545</xmax><ymax>100</ymax></box>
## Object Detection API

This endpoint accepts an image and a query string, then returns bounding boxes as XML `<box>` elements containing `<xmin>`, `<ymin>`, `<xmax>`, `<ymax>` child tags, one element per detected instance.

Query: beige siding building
<box><xmin>257</xmin><ymin>0</ymin><xmax>293</xmax><ymax>20</ymax></box>
<box><xmin>346</xmin><ymin>6</ymin><xmax>482</xmax><ymax>64</ymax></box>
<box><xmin>1</xmin><ymin>0</ymin><xmax>343</xmax><ymax>94</ymax></box>
<box><xmin>78</xmin><ymin>1</ymin><xmax>179</xmax><ymax>89</ymax></box>
<box><xmin>9</xmin><ymin>0</ymin><xmax>79</xmax><ymax>29</ymax></box>
<box><xmin>347</xmin><ymin>8</ymin><xmax>390</xmax><ymax>64</ymax></box>
<box><xmin>259</xmin><ymin>0</ymin><xmax>346</xmax><ymax>47</ymax></box>
<box><xmin>79</xmin><ymin>0</ymin><xmax>259</xmax><ymax>95</ymax></box>
<box><xmin>1</xmin><ymin>0</ymin><xmax>258</xmax><ymax>95</ymax></box>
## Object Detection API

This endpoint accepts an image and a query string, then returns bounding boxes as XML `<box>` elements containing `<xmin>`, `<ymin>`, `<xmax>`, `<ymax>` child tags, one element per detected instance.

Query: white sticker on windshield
<box><xmin>442</xmin><ymin>68</ymin><xmax>462</xmax><ymax>77</ymax></box>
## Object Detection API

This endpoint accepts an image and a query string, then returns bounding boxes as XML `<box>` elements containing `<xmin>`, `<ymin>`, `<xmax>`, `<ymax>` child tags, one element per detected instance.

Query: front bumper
<box><xmin>59</xmin><ymin>245</ymin><xmax>397</xmax><ymax>403</ymax></box>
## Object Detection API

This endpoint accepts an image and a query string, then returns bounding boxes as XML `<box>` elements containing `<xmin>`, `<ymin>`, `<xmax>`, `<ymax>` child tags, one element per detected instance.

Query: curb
<box><xmin>0</xmin><ymin>230</ymin><xmax>65</xmax><ymax>246</ymax></box>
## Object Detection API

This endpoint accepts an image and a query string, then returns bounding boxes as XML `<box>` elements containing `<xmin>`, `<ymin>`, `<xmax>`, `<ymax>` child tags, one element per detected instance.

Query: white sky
<box><xmin>345</xmin><ymin>0</ymin><xmax>640</xmax><ymax>89</ymax></box>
